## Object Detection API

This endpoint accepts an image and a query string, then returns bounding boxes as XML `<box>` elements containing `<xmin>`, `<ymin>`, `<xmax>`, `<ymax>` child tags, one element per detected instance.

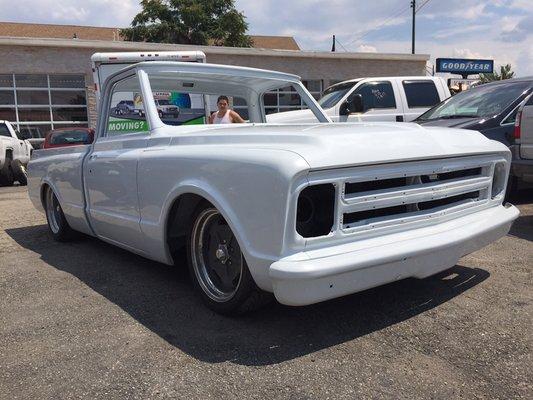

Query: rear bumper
<box><xmin>269</xmin><ymin>204</ymin><xmax>519</xmax><ymax>306</ymax></box>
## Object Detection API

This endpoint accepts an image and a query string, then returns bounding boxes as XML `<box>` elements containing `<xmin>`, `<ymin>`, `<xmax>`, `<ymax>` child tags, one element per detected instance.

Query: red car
<box><xmin>43</xmin><ymin>128</ymin><xmax>95</xmax><ymax>149</ymax></box>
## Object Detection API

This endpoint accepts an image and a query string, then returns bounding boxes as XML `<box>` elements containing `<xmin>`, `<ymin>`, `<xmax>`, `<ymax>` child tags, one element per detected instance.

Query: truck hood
<box><xmin>266</xmin><ymin>109</ymin><xmax>318</xmax><ymax>124</ymax></box>
<box><xmin>164</xmin><ymin>122</ymin><xmax>508</xmax><ymax>170</ymax></box>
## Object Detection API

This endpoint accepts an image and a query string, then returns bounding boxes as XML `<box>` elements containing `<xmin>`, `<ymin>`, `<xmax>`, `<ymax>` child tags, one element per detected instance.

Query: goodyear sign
<box><xmin>436</xmin><ymin>58</ymin><xmax>494</xmax><ymax>75</ymax></box>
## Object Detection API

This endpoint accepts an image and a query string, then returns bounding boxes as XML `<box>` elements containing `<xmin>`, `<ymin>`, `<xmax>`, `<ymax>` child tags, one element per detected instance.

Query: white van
<box><xmin>267</xmin><ymin>76</ymin><xmax>450</xmax><ymax>124</ymax></box>
<box><xmin>91</xmin><ymin>51</ymin><xmax>206</xmax><ymax>106</ymax></box>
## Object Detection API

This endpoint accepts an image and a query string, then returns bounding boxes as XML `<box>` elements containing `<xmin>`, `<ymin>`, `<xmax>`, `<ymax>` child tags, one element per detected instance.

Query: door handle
<box><xmin>89</xmin><ymin>154</ymin><xmax>98</xmax><ymax>160</ymax></box>
<box><xmin>396</xmin><ymin>115</ymin><xmax>404</xmax><ymax>122</ymax></box>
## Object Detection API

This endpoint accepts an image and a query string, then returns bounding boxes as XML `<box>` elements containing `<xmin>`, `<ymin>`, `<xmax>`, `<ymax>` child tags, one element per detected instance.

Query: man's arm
<box><xmin>230</xmin><ymin>110</ymin><xmax>245</xmax><ymax>123</ymax></box>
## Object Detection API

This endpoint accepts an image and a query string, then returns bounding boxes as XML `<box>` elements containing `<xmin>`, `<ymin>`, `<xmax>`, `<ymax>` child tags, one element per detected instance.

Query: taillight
<box><xmin>514</xmin><ymin>109</ymin><xmax>522</xmax><ymax>140</ymax></box>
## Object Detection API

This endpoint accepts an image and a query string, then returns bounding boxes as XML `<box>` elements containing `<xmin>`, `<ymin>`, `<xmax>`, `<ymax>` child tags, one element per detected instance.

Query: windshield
<box><xmin>318</xmin><ymin>82</ymin><xmax>358</xmax><ymax>109</ymax></box>
<box><xmin>418</xmin><ymin>81</ymin><xmax>531</xmax><ymax>121</ymax></box>
<box><xmin>156</xmin><ymin>99</ymin><xmax>171</xmax><ymax>105</ymax></box>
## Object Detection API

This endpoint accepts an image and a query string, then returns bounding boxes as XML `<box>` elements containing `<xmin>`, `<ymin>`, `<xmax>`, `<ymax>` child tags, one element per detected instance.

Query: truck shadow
<box><xmin>7</xmin><ymin>224</ymin><xmax>489</xmax><ymax>367</ymax></box>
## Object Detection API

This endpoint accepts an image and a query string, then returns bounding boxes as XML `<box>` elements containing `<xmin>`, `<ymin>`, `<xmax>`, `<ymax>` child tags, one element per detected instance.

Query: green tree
<box><xmin>479</xmin><ymin>64</ymin><xmax>515</xmax><ymax>83</ymax></box>
<box><xmin>121</xmin><ymin>0</ymin><xmax>253</xmax><ymax>47</ymax></box>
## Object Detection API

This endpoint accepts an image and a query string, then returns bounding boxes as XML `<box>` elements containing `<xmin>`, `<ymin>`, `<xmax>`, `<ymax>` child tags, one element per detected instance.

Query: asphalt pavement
<box><xmin>1</xmin><ymin>185</ymin><xmax>531</xmax><ymax>399</ymax></box>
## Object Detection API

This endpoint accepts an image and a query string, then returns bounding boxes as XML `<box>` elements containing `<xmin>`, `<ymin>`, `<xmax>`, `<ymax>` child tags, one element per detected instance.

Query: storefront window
<box><xmin>18</xmin><ymin>124</ymin><xmax>52</xmax><ymax>139</ymax></box>
<box><xmin>0</xmin><ymin>108</ymin><xmax>16</xmax><ymax>121</ymax></box>
<box><xmin>16</xmin><ymin>90</ymin><xmax>49</xmax><ymax>105</ymax></box>
<box><xmin>52</xmin><ymin>107</ymin><xmax>88</xmax><ymax>122</ymax></box>
<box><xmin>0</xmin><ymin>90</ymin><xmax>15</xmax><ymax>104</ymax></box>
<box><xmin>0</xmin><ymin>74</ymin><xmax>87</xmax><ymax>130</ymax></box>
<box><xmin>16</xmin><ymin>74</ymin><xmax>48</xmax><ymax>88</ymax></box>
<box><xmin>264</xmin><ymin>80</ymin><xmax>322</xmax><ymax>113</ymax></box>
<box><xmin>0</xmin><ymin>74</ymin><xmax>13</xmax><ymax>87</ymax></box>
<box><xmin>51</xmin><ymin>90</ymin><xmax>87</xmax><ymax>105</ymax></box>
<box><xmin>18</xmin><ymin>108</ymin><xmax>51</xmax><ymax>122</ymax></box>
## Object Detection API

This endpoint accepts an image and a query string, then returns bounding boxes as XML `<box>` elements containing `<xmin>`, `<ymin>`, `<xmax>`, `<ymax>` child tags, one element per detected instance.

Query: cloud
<box><xmin>356</xmin><ymin>44</ymin><xmax>377</xmax><ymax>53</ymax></box>
<box><xmin>0</xmin><ymin>0</ymin><xmax>530</xmax><ymax>76</ymax></box>
<box><xmin>0</xmin><ymin>0</ymin><xmax>140</xmax><ymax>27</ymax></box>
<box><xmin>500</xmin><ymin>15</ymin><xmax>533</xmax><ymax>42</ymax></box>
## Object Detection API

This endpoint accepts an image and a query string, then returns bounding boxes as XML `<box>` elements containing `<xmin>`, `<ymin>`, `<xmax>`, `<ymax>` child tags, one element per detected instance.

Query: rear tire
<box><xmin>187</xmin><ymin>202</ymin><xmax>271</xmax><ymax>315</ymax></box>
<box><xmin>44</xmin><ymin>186</ymin><xmax>76</xmax><ymax>241</ymax></box>
<box><xmin>11</xmin><ymin>159</ymin><xmax>28</xmax><ymax>186</ymax></box>
<box><xmin>0</xmin><ymin>157</ymin><xmax>14</xmax><ymax>186</ymax></box>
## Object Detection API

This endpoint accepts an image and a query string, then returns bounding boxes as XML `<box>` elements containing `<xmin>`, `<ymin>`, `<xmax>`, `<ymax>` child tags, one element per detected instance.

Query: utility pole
<box><xmin>411</xmin><ymin>0</ymin><xmax>416</xmax><ymax>54</ymax></box>
<box><xmin>332</xmin><ymin>35</ymin><xmax>336</xmax><ymax>52</ymax></box>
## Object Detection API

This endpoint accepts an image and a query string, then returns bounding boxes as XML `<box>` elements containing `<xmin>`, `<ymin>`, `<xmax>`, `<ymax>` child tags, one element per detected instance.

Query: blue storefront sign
<box><xmin>436</xmin><ymin>58</ymin><xmax>494</xmax><ymax>75</ymax></box>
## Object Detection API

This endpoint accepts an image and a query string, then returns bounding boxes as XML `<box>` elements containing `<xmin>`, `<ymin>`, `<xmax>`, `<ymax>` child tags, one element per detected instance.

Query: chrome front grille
<box><xmin>298</xmin><ymin>154</ymin><xmax>509</xmax><ymax>246</ymax></box>
<box><xmin>339</xmin><ymin>156</ymin><xmax>499</xmax><ymax>233</ymax></box>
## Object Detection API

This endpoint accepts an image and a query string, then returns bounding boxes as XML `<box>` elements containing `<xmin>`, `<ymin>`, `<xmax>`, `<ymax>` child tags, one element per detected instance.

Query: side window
<box><xmin>352</xmin><ymin>81</ymin><xmax>396</xmax><ymax>111</ymax></box>
<box><xmin>501</xmin><ymin>105</ymin><xmax>521</xmax><ymax>125</ymax></box>
<box><xmin>527</xmin><ymin>94</ymin><xmax>533</xmax><ymax>106</ymax></box>
<box><xmin>0</xmin><ymin>123</ymin><xmax>11</xmax><ymax>137</ymax></box>
<box><xmin>107</xmin><ymin>75</ymin><xmax>148</xmax><ymax>136</ymax></box>
<box><xmin>403</xmin><ymin>81</ymin><xmax>440</xmax><ymax>108</ymax></box>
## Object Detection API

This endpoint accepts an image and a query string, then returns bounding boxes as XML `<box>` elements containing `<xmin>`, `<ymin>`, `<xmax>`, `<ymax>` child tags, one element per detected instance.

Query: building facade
<box><xmin>0</xmin><ymin>32</ymin><xmax>429</xmax><ymax>137</ymax></box>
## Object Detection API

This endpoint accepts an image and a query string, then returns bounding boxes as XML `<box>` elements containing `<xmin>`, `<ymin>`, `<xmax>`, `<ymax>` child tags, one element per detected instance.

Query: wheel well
<box><xmin>166</xmin><ymin>193</ymin><xmax>211</xmax><ymax>265</ymax></box>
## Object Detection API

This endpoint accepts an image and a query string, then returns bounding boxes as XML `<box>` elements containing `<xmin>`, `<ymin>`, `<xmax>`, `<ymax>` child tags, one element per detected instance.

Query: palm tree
<box><xmin>479</xmin><ymin>64</ymin><xmax>515</xmax><ymax>83</ymax></box>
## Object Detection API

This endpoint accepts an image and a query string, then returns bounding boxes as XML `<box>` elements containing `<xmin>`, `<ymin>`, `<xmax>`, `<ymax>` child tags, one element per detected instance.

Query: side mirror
<box><xmin>352</xmin><ymin>94</ymin><xmax>364</xmax><ymax>113</ymax></box>
<box><xmin>339</xmin><ymin>94</ymin><xmax>364</xmax><ymax>116</ymax></box>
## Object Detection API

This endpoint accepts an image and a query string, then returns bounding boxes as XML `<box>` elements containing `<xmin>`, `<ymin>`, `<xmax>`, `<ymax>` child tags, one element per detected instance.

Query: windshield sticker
<box><xmin>108</xmin><ymin>117</ymin><xmax>148</xmax><ymax>133</ymax></box>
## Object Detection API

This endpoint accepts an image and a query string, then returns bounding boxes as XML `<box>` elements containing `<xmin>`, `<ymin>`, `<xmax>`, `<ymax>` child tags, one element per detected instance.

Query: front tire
<box><xmin>44</xmin><ymin>186</ymin><xmax>75</xmax><ymax>241</ymax></box>
<box><xmin>187</xmin><ymin>203</ymin><xmax>270</xmax><ymax>315</ymax></box>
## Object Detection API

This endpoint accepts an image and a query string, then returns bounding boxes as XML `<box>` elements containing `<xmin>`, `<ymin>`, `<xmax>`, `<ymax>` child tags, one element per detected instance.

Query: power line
<box><xmin>416</xmin><ymin>0</ymin><xmax>432</xmax><ymax>12</ymax></box>
<box><xmin>344</xmin><ymin>2</ymin><xmax>410</xmax><ymax>47</ymax></box>
<box><xmin>335</xmin><ymin>38</ymin><xmax>348</xmax><ymax>52</ymax></box>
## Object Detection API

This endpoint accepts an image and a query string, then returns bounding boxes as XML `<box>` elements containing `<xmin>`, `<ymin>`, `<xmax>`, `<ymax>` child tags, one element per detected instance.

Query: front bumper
<box><xmin>269</xmin><ymin>204</ymin><xmax>519</xmax><ymax>306</ymax></box>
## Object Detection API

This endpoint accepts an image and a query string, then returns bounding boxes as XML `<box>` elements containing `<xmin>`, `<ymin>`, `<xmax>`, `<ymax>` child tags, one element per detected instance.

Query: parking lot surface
<box><xmin>1</xmin><ymin>185</ymin><xmax>532</xmax><ymax>399</ymax></box>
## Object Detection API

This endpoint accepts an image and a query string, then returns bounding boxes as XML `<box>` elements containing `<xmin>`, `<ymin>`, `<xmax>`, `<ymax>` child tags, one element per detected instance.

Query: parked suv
<box><xmin>155</xmin><ymin>99</ymin><xmax>180</xmax><ymax>118</ymax></box>
<box><xmin>114</xmin><ymin>100</ymin><xmax>135</xmax><ymax>115</ymax></box>
<box><xmin>267</xmin><ymin>76</ymin><xmax>450</xmax><ymax>123</ymax></box>
<box><xmin>415</xmin><ymin>77</ymin><xmax>533</xmax><ymax>192</ymax></box>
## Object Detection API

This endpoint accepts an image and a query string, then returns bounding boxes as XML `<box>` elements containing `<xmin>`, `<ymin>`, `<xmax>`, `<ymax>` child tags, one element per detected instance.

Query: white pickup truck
<box><xmin>268</xmin><ymin>76</ymin><xmax>450</xmax><ymax>124</ymax></box>
<box><xmin>0</xmin><ymin>120</ymin><xmax>32</xmax><ymax>186</ymax></box>
<box><xmin>28</xmin><ymin>61</ymin><xmax>518</xmax><ymax>315</ymax></box>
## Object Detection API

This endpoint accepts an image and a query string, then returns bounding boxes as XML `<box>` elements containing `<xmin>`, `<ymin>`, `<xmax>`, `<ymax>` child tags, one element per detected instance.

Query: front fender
<box><xmin>137</xmin><ymin>147</ymin><xmax>310</xmax><ymax>291</ymax></box>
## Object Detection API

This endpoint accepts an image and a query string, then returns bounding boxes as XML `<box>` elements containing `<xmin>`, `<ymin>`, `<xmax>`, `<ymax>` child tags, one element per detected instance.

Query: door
<box><xmin>398</xmin><ymin>80</ymin><xmax>442</xmax><ymax>121</ymax></box>
<box><xmin>520</xmin><ymin>95</ymin><xmax>533</xmax><ymax>159</ymax></box>
<box><xmin>339</xmin><ymin>80</ymin><xmax>403</xmax><ymax>122</ymax></box>
<box><xmin>84</xmin><ymin>74</ymin><xmax>150</xmax><ymax>252</ymax></box>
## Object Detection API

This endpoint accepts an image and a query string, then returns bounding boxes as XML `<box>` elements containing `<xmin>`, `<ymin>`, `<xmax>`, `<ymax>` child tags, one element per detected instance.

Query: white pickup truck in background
<box><xmin>267</xmin><ymin>76</ymin><xmax>450</xmax><ymax>124</ymax></box>
<box><xmin>0</xmin><ymin>120</ymin><xmax>32</xmax><ymax>186</ymax></box>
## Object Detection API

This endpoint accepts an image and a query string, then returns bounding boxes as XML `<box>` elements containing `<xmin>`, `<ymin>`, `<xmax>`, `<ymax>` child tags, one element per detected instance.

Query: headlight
<box><xmin>296</xmin><ymin>184</ymin><xmax>335</xmax><ymax>238</ymax></box>
<box><xmin>491</xmin><ymin>162</ymin><xmax>507</xmax><ymax>199</ymax></box>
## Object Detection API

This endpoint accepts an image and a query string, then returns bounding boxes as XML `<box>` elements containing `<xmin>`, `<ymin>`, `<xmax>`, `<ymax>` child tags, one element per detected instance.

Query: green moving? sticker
<box><xmin>108</xmin><ymin>118</ymin><xmax>148</xmax><ymax>133</ymax></box>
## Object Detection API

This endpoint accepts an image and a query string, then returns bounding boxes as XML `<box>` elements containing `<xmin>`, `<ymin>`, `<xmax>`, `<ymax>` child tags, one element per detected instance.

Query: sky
<box><xmin>0</xmin><ymin>0</ymin><xmax>532</xmax><ymax>76</ymax></box>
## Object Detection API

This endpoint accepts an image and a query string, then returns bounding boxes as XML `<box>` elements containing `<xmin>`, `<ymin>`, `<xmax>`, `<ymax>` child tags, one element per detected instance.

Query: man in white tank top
<box><xmin>208</xmin><ymin>95</ymin><xmax>245</xmax><ymax>124</ymax></box>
